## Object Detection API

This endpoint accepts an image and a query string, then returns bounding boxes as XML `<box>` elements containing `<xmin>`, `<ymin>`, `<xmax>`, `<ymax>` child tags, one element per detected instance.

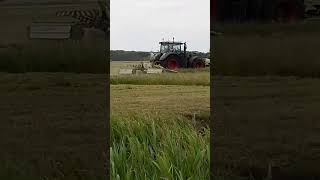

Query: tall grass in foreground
<box><xmin>110</xmin><ymin>113</ymin><xmax>210</xmax><ymax>180</ymax></box>
<box><xmin>110</xmin><ymin>71</ymin><xmax>210</xmax><ymax>86</ymax></box>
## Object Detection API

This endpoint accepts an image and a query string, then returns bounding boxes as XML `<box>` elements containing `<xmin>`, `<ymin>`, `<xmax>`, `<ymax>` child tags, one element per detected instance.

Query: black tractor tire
<box><xmin>161</xmin><ymin>55</ymin><xmax>181</xmax><ymax>69</ymax></box>
<box><xmin>191</xmin><ymin>58</ymin><xmax>206</xmax><ymax>69</ymax></box>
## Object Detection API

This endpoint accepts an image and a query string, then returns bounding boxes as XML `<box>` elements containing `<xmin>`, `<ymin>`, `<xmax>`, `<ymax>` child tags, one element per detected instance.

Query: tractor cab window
<box><xmin>160</xmin><ymin>44</ymin><xmax>169</xmax><ymax>53</ymax></box>
<box><xmin>160</xmin><ymin>43</ymin><xmax>181</xmax><ymax>53</ymax></box>
<box><xmin>172</xmin><ymin>44</ymin><xmax>181</xmax><ymax>52</ymax></box>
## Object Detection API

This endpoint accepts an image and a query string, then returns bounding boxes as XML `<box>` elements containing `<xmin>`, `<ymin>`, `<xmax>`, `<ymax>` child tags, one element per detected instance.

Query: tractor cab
<box><xmin>159</xmin><ymin>41</ymin><xmax>186</xmax><ymax>54</ymax></box>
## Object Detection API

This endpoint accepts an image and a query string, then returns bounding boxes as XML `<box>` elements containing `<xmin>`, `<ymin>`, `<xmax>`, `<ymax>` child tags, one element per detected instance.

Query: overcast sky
<box><xmin>110</xmin><ymin>0</ymin><xmax>210</xmax><ymax>52</ymax></box>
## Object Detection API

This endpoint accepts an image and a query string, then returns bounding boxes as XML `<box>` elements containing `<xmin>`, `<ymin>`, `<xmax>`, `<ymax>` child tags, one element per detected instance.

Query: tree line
<box><xmin>111</xmin><ymin>50</ymin><xmax>150</xmax><ymax>61</ymax></box>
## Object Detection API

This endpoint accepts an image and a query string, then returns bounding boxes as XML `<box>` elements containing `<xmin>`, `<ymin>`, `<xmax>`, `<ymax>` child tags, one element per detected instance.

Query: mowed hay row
<box><xmin>110</xmin><ymin>72</ymin><xmax>210</xmax><ymax>86</ymax></box>
<box><xmin>110</xmin><ymin>84</ymin><xmax>210</xmax><ymax>123</ymax></box>
<box><xmin>110</xmin><ymin>113</ymin><xmax>210</xmax><ymax>179</ymax></box>
<box><xmin>213</xmin><ymin>28</ymin><xmax>320</xmax><ymax>77</ymax></box>
<box><xmin>110</xmin><ymin>61</ymin><xmax>149</xmax><ymax>76</ymax></box>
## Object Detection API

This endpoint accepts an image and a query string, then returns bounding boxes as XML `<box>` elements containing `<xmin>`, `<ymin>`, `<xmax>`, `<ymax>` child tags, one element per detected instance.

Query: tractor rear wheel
<box><xmin>163</xmin><ymin>55</ymin><xmax>181</xmax><ymax>69</ymax></box>
<box><xmin>192</xmin><ymin>59</ymin><xmax>205</xmax><ymax>68</ymax></box>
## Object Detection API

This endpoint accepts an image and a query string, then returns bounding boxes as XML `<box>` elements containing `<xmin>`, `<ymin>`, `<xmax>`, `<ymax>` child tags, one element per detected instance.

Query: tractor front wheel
<box><xmin>163</xmin><ymin>56</ymin><xmax>181</xmax><ymax>69</ymax></box>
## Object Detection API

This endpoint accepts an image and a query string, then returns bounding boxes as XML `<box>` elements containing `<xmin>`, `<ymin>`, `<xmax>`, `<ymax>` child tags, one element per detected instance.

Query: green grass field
<box><xmin>110</xmin><ymin>61</ymin><xmax>210</xmax><ymax>179</ymax></box>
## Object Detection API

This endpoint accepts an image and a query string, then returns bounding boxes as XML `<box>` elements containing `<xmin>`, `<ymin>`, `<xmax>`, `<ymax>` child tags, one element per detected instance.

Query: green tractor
<box><xmin>150</xmin><ymin>40</ymin><xmax>207</xmax><ymax>70</ymax></box>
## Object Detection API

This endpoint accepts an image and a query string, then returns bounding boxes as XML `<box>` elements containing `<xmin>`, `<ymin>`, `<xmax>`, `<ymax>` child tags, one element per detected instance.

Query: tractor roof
<box><xmin>159</xmin><ymin>41</ymin><xmax>184</xmax><ymax>45</ymax></box>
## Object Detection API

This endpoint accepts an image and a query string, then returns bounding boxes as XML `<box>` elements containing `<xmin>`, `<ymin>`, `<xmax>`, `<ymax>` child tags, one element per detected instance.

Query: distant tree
<box><xmin>110</xmin><ymin>50</ymin><xmax>150</xmax><ymax>61</ymax></box>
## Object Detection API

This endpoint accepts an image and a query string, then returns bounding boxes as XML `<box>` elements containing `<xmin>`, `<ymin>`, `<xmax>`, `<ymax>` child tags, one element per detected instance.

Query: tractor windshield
<box><xmin>160</xmin><ymin>43</ymin><xmax>181</xmax><ymax>53</ymax></box>
<box><xmin>160</xmin><ymin>44</ymin><xmax>169</xmax><ymax>53</ymax></box>
<box><xmin>172</xmin><ymin>44</ymin><xmax>181</xmax><ymax>52</ymax></box>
